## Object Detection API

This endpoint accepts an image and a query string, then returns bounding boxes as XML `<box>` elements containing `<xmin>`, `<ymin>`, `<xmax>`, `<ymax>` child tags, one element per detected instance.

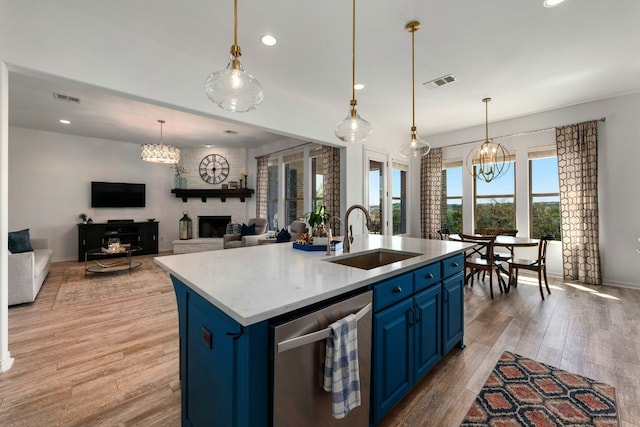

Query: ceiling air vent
<box><xmin>422</xmin><ymin>74</ymin><xmax>457</xmax><ymax>90</ymax></box>
<box><xmin>53</xmin><ymin>93</ymin><xmax>81</xmax><ymax>103</ymax></box>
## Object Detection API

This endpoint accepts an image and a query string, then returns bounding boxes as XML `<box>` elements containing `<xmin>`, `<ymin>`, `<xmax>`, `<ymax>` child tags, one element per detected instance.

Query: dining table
<box><xmin>448</xmin><ymin>234</ymin><xmax>539</xmax><ymax>292</ymax></box>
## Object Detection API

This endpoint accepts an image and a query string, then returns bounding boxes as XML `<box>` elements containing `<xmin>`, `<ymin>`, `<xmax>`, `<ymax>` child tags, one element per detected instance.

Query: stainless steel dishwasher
<box><xmin>272</xmin><ymin>290</ymin><xmax>372</xmax><ymax>427</ymax></box>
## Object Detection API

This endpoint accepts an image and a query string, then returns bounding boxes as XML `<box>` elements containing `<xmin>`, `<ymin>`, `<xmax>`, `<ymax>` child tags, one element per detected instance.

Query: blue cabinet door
<box><xmin>373</xmin><ymin>297</ymin><xmax>414</xmax><ymax>424</ymax></box>
<box><xmin>443</xmin><ymin>272</ymin><xmax>464</xmax><ymax>353</ymax></box>
<box><xmin>413</xmin><ymin>286</ymin><xmax>442</xmax><ymax>382</ymax></box>
<box><xmin>187</xmin><ymin>295</ymin><xmax>238</xmax><ymax>427</ymax></box>
<box><xmin>172</xmin><ymin>276</ymin><xmax>269</xmax><ymax>427</ymax></box>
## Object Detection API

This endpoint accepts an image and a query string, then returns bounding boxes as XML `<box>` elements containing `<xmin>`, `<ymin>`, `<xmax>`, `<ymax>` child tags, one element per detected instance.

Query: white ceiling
<box><xmin>8</xmin><ymin>0</ymin><xmax>640</xmax><ymax>149</ymax></box>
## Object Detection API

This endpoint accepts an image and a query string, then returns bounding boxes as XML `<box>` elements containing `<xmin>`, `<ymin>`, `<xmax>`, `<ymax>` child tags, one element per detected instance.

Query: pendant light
<box><xmin>141</xmin><ymin>120</ymin><xmax>180</xmax><ymax>164</ymax></box>
<box><xmin>399</xmin><ymin>21</ymin><xmax>430</xmax><ymax>158</ymax></box>
<box><xmin>335</xmin><ymin>0</ymin><xmax>372</xmax><ymax>143</ymax></box>
<box><xmin>204</xmin><ymin>0</ymin><xmax>264</xmax><ymax>112</ymax></box>
<box><xmin>465</xmin><ymin>98</ymin><xmax>510</xmax><ymax>183</ymax></box>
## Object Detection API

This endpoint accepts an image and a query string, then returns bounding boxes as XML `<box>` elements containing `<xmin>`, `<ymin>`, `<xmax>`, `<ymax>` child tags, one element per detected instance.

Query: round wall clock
<box><xmin>199</xmin><ymin>154</ymin><xmax>230</xmax><ymax>184</ymax></box>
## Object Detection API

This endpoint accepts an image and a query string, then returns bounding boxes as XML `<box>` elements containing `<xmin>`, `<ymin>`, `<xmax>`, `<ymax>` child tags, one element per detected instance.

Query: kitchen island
<box><xmin>156</xmin><ymin>235</ymin><xmax>473</xmax><ymax>426</ymax></box>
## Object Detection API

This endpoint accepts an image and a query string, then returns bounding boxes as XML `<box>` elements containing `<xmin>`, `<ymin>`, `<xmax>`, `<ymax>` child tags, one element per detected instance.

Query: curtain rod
<box><xmin>443</xmin><ymin>117</ymin><xmax>606</xmax><ymax>148</ymax></box>
<box><xmin>254</xmin><ymin>141</ymin><xmax>317</xmax><ymax>158</ymax></box>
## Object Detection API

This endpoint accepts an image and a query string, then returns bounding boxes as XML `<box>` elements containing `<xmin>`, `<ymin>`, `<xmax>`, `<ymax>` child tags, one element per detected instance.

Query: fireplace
<box><xmin>198</xmin><ymin>216</ymin><xmax>231</xmax><ymax>238</ymax></box>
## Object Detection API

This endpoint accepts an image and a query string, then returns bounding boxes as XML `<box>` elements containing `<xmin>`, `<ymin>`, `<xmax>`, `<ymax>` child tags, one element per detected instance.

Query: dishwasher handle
<box><xmin>277</xmin><ymin>303</ymin><xmax>372</xmax><ymax>354</ymax></box>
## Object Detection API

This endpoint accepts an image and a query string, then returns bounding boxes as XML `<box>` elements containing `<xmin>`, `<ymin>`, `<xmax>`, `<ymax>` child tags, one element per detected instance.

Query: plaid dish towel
<box><xmin>323</xmin><ymin>313</ymin><xmax>361</xmax><ymax>419</ymax></box>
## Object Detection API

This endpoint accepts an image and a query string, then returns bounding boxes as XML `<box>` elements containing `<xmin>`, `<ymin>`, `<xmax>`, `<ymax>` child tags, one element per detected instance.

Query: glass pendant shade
<box><xmin>205</xmin><ymin>55</ymin><xmax>264</xmax><ymax>112</ymax></box>
<box><xmin>141</xmin><ymin>120</ymin><xmax>180</xmax><ymax>164</ymax></box>
<box><xmin>335</xmin><ymin>108</ymin><xmax>372</xmax><ymax>143</ymax></box>
<box><xmin>205</xmin><ymin>0</ymin><xmax>263</xmax><ymax>113</ymax></box>
<box><xmin>399</xmin><ymin>129</ymin><xmax>430</xmax><ymax>158</ymax></box>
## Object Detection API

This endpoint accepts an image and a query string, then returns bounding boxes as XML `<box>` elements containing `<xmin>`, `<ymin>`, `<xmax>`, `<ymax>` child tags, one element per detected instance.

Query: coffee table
<box><xmin>85</xmin><ymin>245</ymin><xmax>142</xmax><ymax>275</ymax></box>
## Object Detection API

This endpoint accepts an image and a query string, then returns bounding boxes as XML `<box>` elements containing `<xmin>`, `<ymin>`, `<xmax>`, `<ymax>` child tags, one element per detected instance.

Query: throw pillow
<box><xmin>226</xmin><ymin>222</ymin><xmax>241</xmax><ymax>235</ymax></box>
<box><xmin>240</xmin><ymin>223</ymin><xmax>256</xmax><ymax>237</ymax></box>
<box><xmin>276</xmin><ymin>228</ymin><xmax>291</xmax><ymax>243</ymax></box>
<box><xmin>8</xmin><ymin>228</ymin><xmax>33</xmax><ymax>253</ymax></box>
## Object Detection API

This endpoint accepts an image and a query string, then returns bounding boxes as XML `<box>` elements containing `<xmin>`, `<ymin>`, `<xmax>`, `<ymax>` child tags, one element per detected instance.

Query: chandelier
<box><xmin>399</xmin><ymin>21</ymin><xmax>430</xmax><ymax>158</ymax></box>
<box><xmin>465</xmin><ymin>98</ymin><xmax>510</xmax><ymax>183</ymax></box>
<box><xmin>141</xmin><ymin>120</ymin><xmax>180</xmax><ymax>164</ymax></box>
<box><xmin>204</xmin><ymin>0</ymin><xmax>264</xmax><ymax>112</ymax></box>
<box><xmin>334</xmin><ymin>0</ymin><xmax>372</xmax><ymax>143</ymax></box>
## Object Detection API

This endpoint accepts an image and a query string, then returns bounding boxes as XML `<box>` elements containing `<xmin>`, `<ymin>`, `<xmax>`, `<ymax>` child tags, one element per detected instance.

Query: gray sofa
<box><xmin>8</xmin><ymin>237</ymin><xmax>54</xmax><ymax>305</ymax></box>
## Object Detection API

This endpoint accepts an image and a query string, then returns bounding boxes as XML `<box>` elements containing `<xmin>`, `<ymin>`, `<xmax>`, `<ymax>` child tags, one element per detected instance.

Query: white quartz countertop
<box><xmin>155</xmin><ymin>235</ymin><xmax>474</xmax><ymax>326</ymax></box>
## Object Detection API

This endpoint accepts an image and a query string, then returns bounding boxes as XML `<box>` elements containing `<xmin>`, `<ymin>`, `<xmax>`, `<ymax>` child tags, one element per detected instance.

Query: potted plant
<box><xmin>305</xmin><ymin>206</ymin><xmax>331</xmax><ymax>245</ymax></box>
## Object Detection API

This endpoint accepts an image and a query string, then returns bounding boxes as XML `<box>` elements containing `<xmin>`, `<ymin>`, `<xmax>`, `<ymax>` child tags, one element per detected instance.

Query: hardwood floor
<box><xmin>1</xmin><ymin>254</ymin><xmax>639</xmax><ymax>426</ymax></box>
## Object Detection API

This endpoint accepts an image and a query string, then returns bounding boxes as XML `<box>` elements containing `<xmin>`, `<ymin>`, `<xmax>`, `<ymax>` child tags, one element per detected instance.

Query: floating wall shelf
<box><xmin>171</xmin><ymin>188</ymin><xmax>254</xmax><ymax>203</ymax></box>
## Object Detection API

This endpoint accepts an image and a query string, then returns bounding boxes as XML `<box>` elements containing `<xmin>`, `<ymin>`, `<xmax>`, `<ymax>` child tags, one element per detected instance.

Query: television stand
<box><xmin>77</xmin><ymin>221</ymin><xmax>158</xmax><ymax>262</ymax></box>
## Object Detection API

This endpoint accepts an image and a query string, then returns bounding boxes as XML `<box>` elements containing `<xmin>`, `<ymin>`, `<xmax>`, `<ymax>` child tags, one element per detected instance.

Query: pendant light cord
<box><xmin>351</xmin><ymin>0</ymin><xmax>356</xmax><ymax>103</ymax></box>
<box><xmin>484</xmin><ymin>98</ymin><xmax>490</xmax><ymax>142</ymax></box>
<box><xmin>411</xmin><ymin>27</ymin><xmax>415</xmax><ymax>129</ymax></box>
<box><xmin>233</xmin><ymin>0</ymin><xmax>238</xmax><ymax>48</ymax></box>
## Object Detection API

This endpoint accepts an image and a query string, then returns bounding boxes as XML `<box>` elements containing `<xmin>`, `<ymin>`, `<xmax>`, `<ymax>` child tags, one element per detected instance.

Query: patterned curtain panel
<box><xmin>322</xmin><ymin>145</ymin><xmax>341</xmax><ymax>236</ymax></box>
<box><xmin>256</xmin><ymin>155</ymin><xmax>268</xmax><ymax>219</ymax></box>
<box><xmin>420</xmin><ymin>148</ymin><xmax>442</xmax><ymax>239</ymax></box>
<box><xmin>556</xmin><ymin>120</ymin><xmax>601</xmax><ymax>285</ymax></box>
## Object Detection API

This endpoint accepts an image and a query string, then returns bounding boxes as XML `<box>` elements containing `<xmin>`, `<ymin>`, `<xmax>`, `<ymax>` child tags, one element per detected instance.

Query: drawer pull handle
<box><xmin>392</xmin><ymin>286</ymin><xmax>402</xmax><ymax>294</ymax></box>
<box><xmin>452</xmin><ymin>262</ymin><xmax>459</xmax><ymax>267</ymax></box>
<box><xmin>425</xmin><ymin>273</ymin><xmax>434</xmax><ymax>279</ymax></box>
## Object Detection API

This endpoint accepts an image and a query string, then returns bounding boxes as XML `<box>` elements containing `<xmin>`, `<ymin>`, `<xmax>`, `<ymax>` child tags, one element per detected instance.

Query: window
<box><xmin>310</xmin><ymin>148</ymin><xmax>324</xmax><ymax>213</ymax></box>
<box><xmin>284</xmin><ymin>153</ymin><xmax>304</xmax><ymax>226</ymax></box>
<box><xmin>267</xmin><ymin>157</ymin><xmax>279</xmax><ymax>230</ymax></box>
<box><xmin>391</xmin><ymin>161</ymin><xmax>408</xmax><ymax>234</ymax></box>
<box><xmin>474</xmin><ymin>161</ymin><xmax>516</xmax><ymax>230</ymax></box>
<box><xmin>368</xmin><ymin>159</ymin><xmax>384</xmax><ymax>234</ymax></box>
<box><xmin>442</xmin><ymin>162</ymin><xmax>463</xmax><ymax>233</ymax></box>
<box><xmin>529</xmin><ymin>149</ymin><xmax>560</xmax><ymax>240</ymax></box>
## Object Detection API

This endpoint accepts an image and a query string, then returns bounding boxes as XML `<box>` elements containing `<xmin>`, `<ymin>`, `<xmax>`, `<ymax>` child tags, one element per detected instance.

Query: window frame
<box><xmin>528</xmin><ymin>148</ymin><xmax>560</xmax><ymax>240</ymax></box>
<box><xmin>473</xmin><ymin>159</ymin><xmax>516</xmax><ymax>231</ymax></box>
<box><xmin>391</xmin><ymin>160</ymin><xmax>408</xmax><ymax>235</ymax></box>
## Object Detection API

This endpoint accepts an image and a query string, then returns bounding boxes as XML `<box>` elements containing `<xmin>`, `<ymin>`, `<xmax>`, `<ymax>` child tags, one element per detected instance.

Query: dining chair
<box><xmin>506</xmin><ymin>235</ymin><xmax>552</xmax><ymax>300</ymax></box>
<box><xmin>459</xmin><ymin>233</ymin><xmax>503</xmax><ymax>299</ymax></box>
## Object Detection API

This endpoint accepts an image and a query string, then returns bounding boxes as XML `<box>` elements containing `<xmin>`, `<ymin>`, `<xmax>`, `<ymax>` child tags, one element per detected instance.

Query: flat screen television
<box><xmin>91</xmin><ymin>181</ymin><xmax>146</xmax><ymax>208</ymax></box>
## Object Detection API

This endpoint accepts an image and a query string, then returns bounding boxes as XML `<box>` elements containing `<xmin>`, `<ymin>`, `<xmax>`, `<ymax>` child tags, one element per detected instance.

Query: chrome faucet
<box><xmin>343</xmin><ymin>204</ymin><xmax>374</xmax><ymax>253</ymax></box>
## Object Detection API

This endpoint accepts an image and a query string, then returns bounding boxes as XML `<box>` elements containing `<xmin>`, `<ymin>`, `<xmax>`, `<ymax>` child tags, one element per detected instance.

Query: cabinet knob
<box><xmin>392</xmin><ymin>286</ymin><xmax>402</xmax><ymax>294</ymax></box>
<box><xmin>425</xmin><ymin>273</ymin><xmax>433</xmax><ymax>279</ymax></box>
<box><xmin>452</xmin><ymin>262</ymin><xmax>459</xmax><ymax>267</ymax></box>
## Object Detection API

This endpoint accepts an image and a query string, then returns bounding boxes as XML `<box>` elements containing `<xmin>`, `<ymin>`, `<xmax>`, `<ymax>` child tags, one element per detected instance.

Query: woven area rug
<box><xmin>461</xmin><ymin>351</ymin><xmax>618</xmax><ymax>426</ymax></box>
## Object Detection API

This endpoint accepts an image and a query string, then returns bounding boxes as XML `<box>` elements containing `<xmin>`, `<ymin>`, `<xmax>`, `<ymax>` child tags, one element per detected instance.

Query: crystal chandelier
<box><xmin>465</xmin><ymin>98</ymin><xmax>510</xmax><ymax>183</ymax></box>
<box><xmin>204</xmin><ymin>0</ymin><xmax>264</xmax><ymax>112</ymax></box>
<box><xmin>335</xmin><ymin>0</ymin><xmax>372</xmax><ymax>143</ymax></box>
<box><xmin>141</xmin><ymin>120</ymin><xmax>180</xmax><ymax>164</ymax></box>
<box><xmin>399</xmin><ymin>21</ymin><xmax>430</xmax><ymax>158</ymax></box>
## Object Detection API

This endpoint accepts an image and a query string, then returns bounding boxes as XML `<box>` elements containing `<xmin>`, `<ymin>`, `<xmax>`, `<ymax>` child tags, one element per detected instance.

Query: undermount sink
<box><xmin>326</xmin><ymin>249</ymin><xmax>422</xmax><ymax>270</ymax></box>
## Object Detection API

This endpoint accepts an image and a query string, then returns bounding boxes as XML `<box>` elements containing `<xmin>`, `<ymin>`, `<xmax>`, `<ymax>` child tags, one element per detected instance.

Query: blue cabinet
<box><xmin>373</xmin><ymin>297</ymin><xmax>414</xmax><ymax>421</ymax></box>
<box><xmin>372</xmin><ymin>254</ymin><xmax>464</xmax><ymax>424</ymax></box>
<box><xmin>443</xmin><ymin>272</ymin><xmax>464</xmax><ymax>353</ymax></box>
<box><xmin>172</xmin><ymin>276</ymin><xmax>269</xmax><ymax>427</ymax></box>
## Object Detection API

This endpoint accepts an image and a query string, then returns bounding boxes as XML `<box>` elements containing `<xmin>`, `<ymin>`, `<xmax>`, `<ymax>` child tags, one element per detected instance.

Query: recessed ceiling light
<box><xmin>260</xmin><ymin>34</ymin><xmax>277</xmax><ymax>46</ymax></box>
<box><xmin>204</xmin><ymin>144</ymin><xmax>212</xmax><ymax>148</ymax></box>
<box><xmin>354</xmin><ymin>83</ymin><xmax>365</xmax><ymax>90</ymax></box>
<box><xmin>543</xmin><ymin>0</ymin><xmax>566</xmax><ymax>7</ymax></box>
<box><xmin>59</xmin><ymin>119</ymin><xmax>71</xmax><ymax>124</ymax></box>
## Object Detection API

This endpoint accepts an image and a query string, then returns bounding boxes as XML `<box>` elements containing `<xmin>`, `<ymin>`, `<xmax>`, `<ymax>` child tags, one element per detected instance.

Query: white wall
<box><xmin>419</xmin><ymin>91</ymin><xmax>640</xmax><ymax>288</ymax></box>
<box><xmin>9</xmin><ymin>127</ymin><xmax>253</xmax><ymax>260</ymax></box>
